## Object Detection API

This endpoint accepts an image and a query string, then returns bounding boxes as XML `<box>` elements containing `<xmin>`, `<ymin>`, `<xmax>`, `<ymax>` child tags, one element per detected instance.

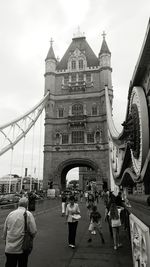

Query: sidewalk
<box><xmin>0</xmin><ymin>198</ymin><xmax>133</xmax><ymax>267</ymax></box>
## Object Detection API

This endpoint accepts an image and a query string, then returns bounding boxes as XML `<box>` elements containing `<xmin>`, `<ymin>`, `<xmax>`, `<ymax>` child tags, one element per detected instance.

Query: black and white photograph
<box><xmin>0</xmin><ymin>0</ymin><xmax>150</xmax><ymax>266</ymax></box>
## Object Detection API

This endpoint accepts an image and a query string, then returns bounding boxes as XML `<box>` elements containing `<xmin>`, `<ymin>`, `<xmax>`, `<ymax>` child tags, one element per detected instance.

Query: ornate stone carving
<box><xmin>130</xmin><ymin>214</ymin><xmax>150</xmax><ymax>266</ymax></box>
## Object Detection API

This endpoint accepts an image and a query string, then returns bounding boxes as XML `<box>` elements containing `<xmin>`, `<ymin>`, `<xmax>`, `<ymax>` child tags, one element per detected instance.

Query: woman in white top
<box><xmin>108</xmin><ymin>202</ymin><xmax>123</xmax><ymax>250</ymax></box>
<box><xmin>66</xmin><ymin>195</ymin><xmax>80</xmax><ymax>248</ymax></box>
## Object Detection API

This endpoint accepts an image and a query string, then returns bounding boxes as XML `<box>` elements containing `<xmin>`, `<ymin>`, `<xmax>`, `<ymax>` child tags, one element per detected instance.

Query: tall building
<box><xmin>43</xmin><ymin>30</ymin><xmax>113</xmax><ymax>191</ymax></box>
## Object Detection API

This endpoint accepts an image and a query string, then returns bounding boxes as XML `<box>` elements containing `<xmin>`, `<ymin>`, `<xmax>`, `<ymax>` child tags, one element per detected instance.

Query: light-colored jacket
<box><xmin>66</xmin><ymin>203</ymin><xmax>80</xmax><ymax>223</ymax></box>
<box><xmin>3</xmin><ymin>206</ymin><xmax>37</xmax><ymax>254</ymax></box>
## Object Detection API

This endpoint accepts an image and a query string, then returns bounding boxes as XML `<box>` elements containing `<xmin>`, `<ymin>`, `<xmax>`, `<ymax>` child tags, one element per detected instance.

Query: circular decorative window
<box><xmin>129</xmin><ymin>87</ymin><xmax>149</xmax><ymax>176</ymax></box>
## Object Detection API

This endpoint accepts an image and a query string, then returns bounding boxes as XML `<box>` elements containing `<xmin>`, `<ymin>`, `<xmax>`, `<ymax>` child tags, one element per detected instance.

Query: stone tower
<box><xmin>43</xmin><ymin>30</ymin><xmax>113</xmax><ymax>191</ymax></box>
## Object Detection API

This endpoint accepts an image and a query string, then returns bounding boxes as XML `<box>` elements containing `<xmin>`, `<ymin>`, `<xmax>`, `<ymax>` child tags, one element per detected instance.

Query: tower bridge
<box><xmin>0</xmin><ymin>21</ymin><xmax>150</xmax><ymax>266</ymax></box>
<box><xmin>43</xmin><ymin>30</ymin><xmax>112</xmax><ymax>191</ymax></box>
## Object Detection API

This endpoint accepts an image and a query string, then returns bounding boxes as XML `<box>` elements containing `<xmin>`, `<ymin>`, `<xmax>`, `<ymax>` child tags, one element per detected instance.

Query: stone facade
<box><xmin>43</xmin><ymin>32</ymin><xmax>113</xmax><ymax>190</ymax></box>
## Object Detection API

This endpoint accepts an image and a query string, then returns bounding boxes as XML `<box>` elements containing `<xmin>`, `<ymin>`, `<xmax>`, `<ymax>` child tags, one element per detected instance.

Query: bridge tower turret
<box><xmin>99</xmin><ymin>32</ymin><xmax>112</xmax><ymax>90</ymax></box>
<box><xmin>44</xmin><ymin>38</ymin><xmax>56</xmax><ymax>95</ymax></box>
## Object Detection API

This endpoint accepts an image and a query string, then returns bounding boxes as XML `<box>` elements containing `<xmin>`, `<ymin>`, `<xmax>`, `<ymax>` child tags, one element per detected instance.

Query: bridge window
<box><xmin>71</xmin><ymin>60</ymin><xmax>76</xmax><ymax>70</ymax></box>
<box><xmin>62</xmin><ymin>133</ymin><xmax>69</xmax><ymax>144</ymax></box>
<box><xmin>58</xmin><ymin>108</ymin><xmax>64</xmax><ymax>118</ymax></box>
<box><xmin>87</xmin><ymin>132</ymin><xmax>94</xmax><ymax>143</ymax></box>
<box><xmin>95</xmin><ymin>130</ymin><xmax>101</xmax><ymax>143</ymax></box>
<box><xmin>86</xmin><ymin>73</ymin><xmax>91</xmax><ymax>83</ymax></box>
<box><xmin>72</xmin><ymin>131</ymin><xmax>84</xmax><ymax>143</ymax></box>
<box><xmin>78</xmin><ymin>73</ymin><xmax>84</xmax><ymax>81</ymax></box>
<box><xmin>72</xmin><ymin>104</ymin><xmax>83</xmax><ymax>115</ymax></box>
<box><xmin>64</xmin><ymin>74</ymin><xmax>69</xmax><ymax>85</ymax></box>
<box><xmin>79</xmin><ymin>59</ymin><xmax>83</xmax><ymax>69</ymax></box>
<box><xmin>56</xmin><ymin>133</ymin><xmax>60</xmax><ymax>145</ymax></box>
<box><xmin>71</xmin><ymin>73</ymin><xmax>76</xmax><ymax>82</ymax></box>
<box><xmin>92</xmin><ymin>105</ymin><xmax>98</xmax><ymax>116</ymax></box>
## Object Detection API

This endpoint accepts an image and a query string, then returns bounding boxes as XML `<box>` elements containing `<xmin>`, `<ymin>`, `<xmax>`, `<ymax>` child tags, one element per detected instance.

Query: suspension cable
<box><xmin>8</xmin><ymin>125</ymin><xmax>15</xmax><ymax>193</ymax></box>
<box><xmin>20</xmin><ymin>136</ymin><xmax>26</xmax><ymax>191</ymax></box>
<box><xmin>30</xmin><ymin>124</ymin><xmax>35</xmax><ymax>192</ymax></box>
<box><xmin>0</xmin><ymin>92</ymin><xmax>49</xmax><ymax>156</ymax></box>
<box><xmin>0</xmin><ymin>92</ymin><xmax>49</xmax><ymax>130</ymax></box>
<box><xmin>8</xmin><ymin>148</ymin><xmax>14</xmax><ymax>194</ymax></box>
<box><xmin>37</xmin><ymin>112</ymin><xmax>43</xmax><ymax>191</ymax></box>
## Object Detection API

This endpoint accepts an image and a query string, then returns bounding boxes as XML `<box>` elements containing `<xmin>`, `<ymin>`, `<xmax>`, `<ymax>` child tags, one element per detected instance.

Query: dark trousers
<box><xmin>68</xmin><ymin>221</ymin><xmax>78</xmax><ymax>245</ymax></box>
<box><xmin>5</xmin><ymin>253</ymin><xmax>28</xmax><ymax>267</ymax></box>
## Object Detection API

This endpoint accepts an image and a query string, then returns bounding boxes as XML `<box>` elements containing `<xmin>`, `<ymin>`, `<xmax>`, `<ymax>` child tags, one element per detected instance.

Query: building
<box><xmin>79</xmin><ymin>166</ymin><xmax>97</xmax><ymax>190</ymax></box>
<box><xmin>0</xmin><ymin>174</ymin><xmax>42</xmax><ymax>194</ymax></box>
<box><xmin>0</xmin><ymin>174</ymin><xmax>20</xmax><ymax>194</ymax></box>
<box><xmin>43</xmin><ymin>29</ymin><xmax>113</xmax><ymax>191</ymax></box>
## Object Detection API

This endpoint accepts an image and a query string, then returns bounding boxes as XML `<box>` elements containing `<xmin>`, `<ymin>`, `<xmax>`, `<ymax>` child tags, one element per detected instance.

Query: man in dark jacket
<box><xmin>28</xmin><ymin>192</ymin><xmax>36</xmax><ymax>212</ymax></box>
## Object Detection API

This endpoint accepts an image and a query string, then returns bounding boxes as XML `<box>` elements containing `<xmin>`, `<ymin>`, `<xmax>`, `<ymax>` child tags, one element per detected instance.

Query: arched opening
<box><xmin>66</xmin><ymin>167</ymin><xmax>79</xmax><ymax>190</ymax></box>
<box><xmin>58</xmin><ymin>159</ymin><xmax>100</xmax><ymax>192</ymax></box>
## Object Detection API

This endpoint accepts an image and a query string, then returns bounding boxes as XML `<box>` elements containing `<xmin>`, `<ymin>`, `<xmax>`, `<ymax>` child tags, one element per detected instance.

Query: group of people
<box><xmin>2</xmin><ymin>188</ymin><xmax>125</xmax><ymax>266</ymax></box>
<box><xmin>63</xmin><ymin>189</ymin><xmax>125</xmax><ymax>251</ymax></box>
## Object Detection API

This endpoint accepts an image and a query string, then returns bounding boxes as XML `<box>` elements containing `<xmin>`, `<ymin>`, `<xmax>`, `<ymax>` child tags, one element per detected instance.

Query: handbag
<box><xmin>22</xmin><ymin>211</ymin><xmax>33</xmax><ymax>254</ymax></box>
<box><xmin>111</xmin><ymin>218</ymin><xmax>121</xmax><ymax>227</ymax></box>
<box><xmin>72</xmin><ymin>214</ymin><xmax>81</xmax><ymax>220</ymax></box>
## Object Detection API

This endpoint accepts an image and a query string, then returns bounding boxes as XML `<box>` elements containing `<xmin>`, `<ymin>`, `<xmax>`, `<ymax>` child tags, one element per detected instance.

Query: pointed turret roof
<box><xmin>99</xmin><ymin>32</ymin><xmax>111</xmax><ymax>56</ymax></box>
<box><xmin>56</xmin><ymin>36</ymin><xmax>99</xmax><ymax>70</ymax></box>
<box><xmin>45</xmin><ymin>38</ymin><xmax>56</xmax><ymax>61</ymax></box>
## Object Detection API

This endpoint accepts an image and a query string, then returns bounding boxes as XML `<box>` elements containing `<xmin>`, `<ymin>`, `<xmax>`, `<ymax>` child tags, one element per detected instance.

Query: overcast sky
<box><xmin>0</xmin><ymin>0</ymin><xmax>149</xmax><ymax>181</ymax></box>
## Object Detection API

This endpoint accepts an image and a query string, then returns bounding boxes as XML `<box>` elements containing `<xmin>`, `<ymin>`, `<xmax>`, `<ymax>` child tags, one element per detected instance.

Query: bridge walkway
<box><xmin>0</xmin><ymin>198</ymin><xmax>133</xmax><ymax>267</ymax></box>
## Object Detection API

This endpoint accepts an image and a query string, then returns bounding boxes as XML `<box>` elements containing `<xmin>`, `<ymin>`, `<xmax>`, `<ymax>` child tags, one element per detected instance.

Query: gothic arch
<box><xmin>56</xmin><ymin>158</ymin><xmax>100</xmax><ymax>190</ymax></box>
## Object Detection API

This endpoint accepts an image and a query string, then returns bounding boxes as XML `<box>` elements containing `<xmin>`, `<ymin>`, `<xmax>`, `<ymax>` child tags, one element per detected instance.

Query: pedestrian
<box><xmin>115</xmin><ymin>191</ymin><xmax>124</xmax><ymax>207</ymax></box>
<box><xmin>61</xmin><ymin>192</ymin><xmax>67</xmax><ymax>216</ymax></box>
<box><xmin>108</xmin><ymin>202</ymin><xmax>123</xmax><ymax>250</ymax></box>
<box><xmin>102</xmin><ymin>188</ymin><xmax>109</xmax><ymax>207</ymax></box>
<box><xmin>28</xmin><ymin>191</ymin><xmax>36</xmax><ymax>212</ymax></box>
<box><xmin>84</xmin><ymin>191</ymin><xmax>88</xmax><ymax>204</ymax></box>
<box><xmin>2</xmin><ymin>197</ymin><xmax>37</xmax><ymax>267</ymax></box>
<box><xmin>79</xmin><ymin>191</ymin><xmax>83</xmax><ymax>203</ymax></box>
<box><xmin>104</xmin><ymin>192</ymin><xmax>116</xmax><ymax>238</ymax></box>
<box><xmin>87</xmin><ymin>193</ymin><xmax>95</xmax><ymax>204</ymax></box>
<box><xmin>86</xmin><ymin>199</ymin><xmax>95</xmax><ymax>219</ymax></box>
<box><xmin>87</xmin><ymin>205</ymin><xmax>105</xmax><ymax>244</ymax></box>
<box><xmin>115</xmin><ymin>191</ymin><xmax>126</xmax><ymax>226</ymax></box>
<box><xmin>65</xmin><ymin>195</ymin><xmax>81</xmax><ymax>248</ymax></box>
<box><xmin>94</xmin><ymin>191</ymin><xmax>99</xmax><ymax>204</ymax></box>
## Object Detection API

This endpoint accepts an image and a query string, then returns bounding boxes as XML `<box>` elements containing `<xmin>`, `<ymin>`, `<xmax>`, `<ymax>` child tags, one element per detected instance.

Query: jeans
<box><xmin>112</xmin><ymin>227</ymin><xmax>120</xmax><ymax>246</ymax></box>
<box><xmin>68</xmin><ymin>221</ymin><xmax>78</xmax><ymax>245</ymax></box>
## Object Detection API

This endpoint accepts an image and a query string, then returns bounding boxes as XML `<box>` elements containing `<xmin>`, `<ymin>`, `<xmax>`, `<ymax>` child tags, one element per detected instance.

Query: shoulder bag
<box><xmin>72</xmin><ymin>214</ymin><xmax>81</xmax><ymax>220</ymax></box>
<box><xmin>111</xmin><ymin>218</ymin><xmax>121</xmax><ymax>227</ymax></box>
<box><xmin>22</xmin><ymin>211</ymin><xmax>33</xmax><ymax>254</ymax></box>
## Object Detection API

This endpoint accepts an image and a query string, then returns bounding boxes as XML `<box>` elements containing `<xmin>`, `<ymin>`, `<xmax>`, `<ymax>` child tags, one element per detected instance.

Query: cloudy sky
<box><xmin>0</xmin><ymin>0</ymin><xmax>149</xmax><ymax>181</ymax></box>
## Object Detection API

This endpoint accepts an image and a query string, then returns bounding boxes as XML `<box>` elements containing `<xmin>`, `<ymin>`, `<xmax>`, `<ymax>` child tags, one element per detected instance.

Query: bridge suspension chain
<box><xmin>0</xmin><ymin>92</ymin><xmax>49</xmax><ymax>156</ymax></box>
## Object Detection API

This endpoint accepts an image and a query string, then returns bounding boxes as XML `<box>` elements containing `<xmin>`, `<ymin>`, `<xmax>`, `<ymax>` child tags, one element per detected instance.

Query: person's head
<box><xmin>69</xmin><ymin>195</ymin><xmax>75</xmax><ymax>204</ymax></box>
<box><xmin>109</xmin><ymin>192</ymin><xmax>116</xmax><ymax>203</ymax></box>
<box><xmin>18</xmin><ymin>197</ymin><xmax>28</xmax><ymax>209</ymax></box>
<box><xmin>92</xmin><ymin>205</ymin><xmax>97</xmax><ymax>212</ymax></box>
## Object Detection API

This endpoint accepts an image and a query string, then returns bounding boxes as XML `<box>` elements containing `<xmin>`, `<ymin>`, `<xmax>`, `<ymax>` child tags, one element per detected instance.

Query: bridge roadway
<box><xmin>0</xmin><ymin>198</ymin><xmax>133</xmax><ymax>267</ymax></box>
